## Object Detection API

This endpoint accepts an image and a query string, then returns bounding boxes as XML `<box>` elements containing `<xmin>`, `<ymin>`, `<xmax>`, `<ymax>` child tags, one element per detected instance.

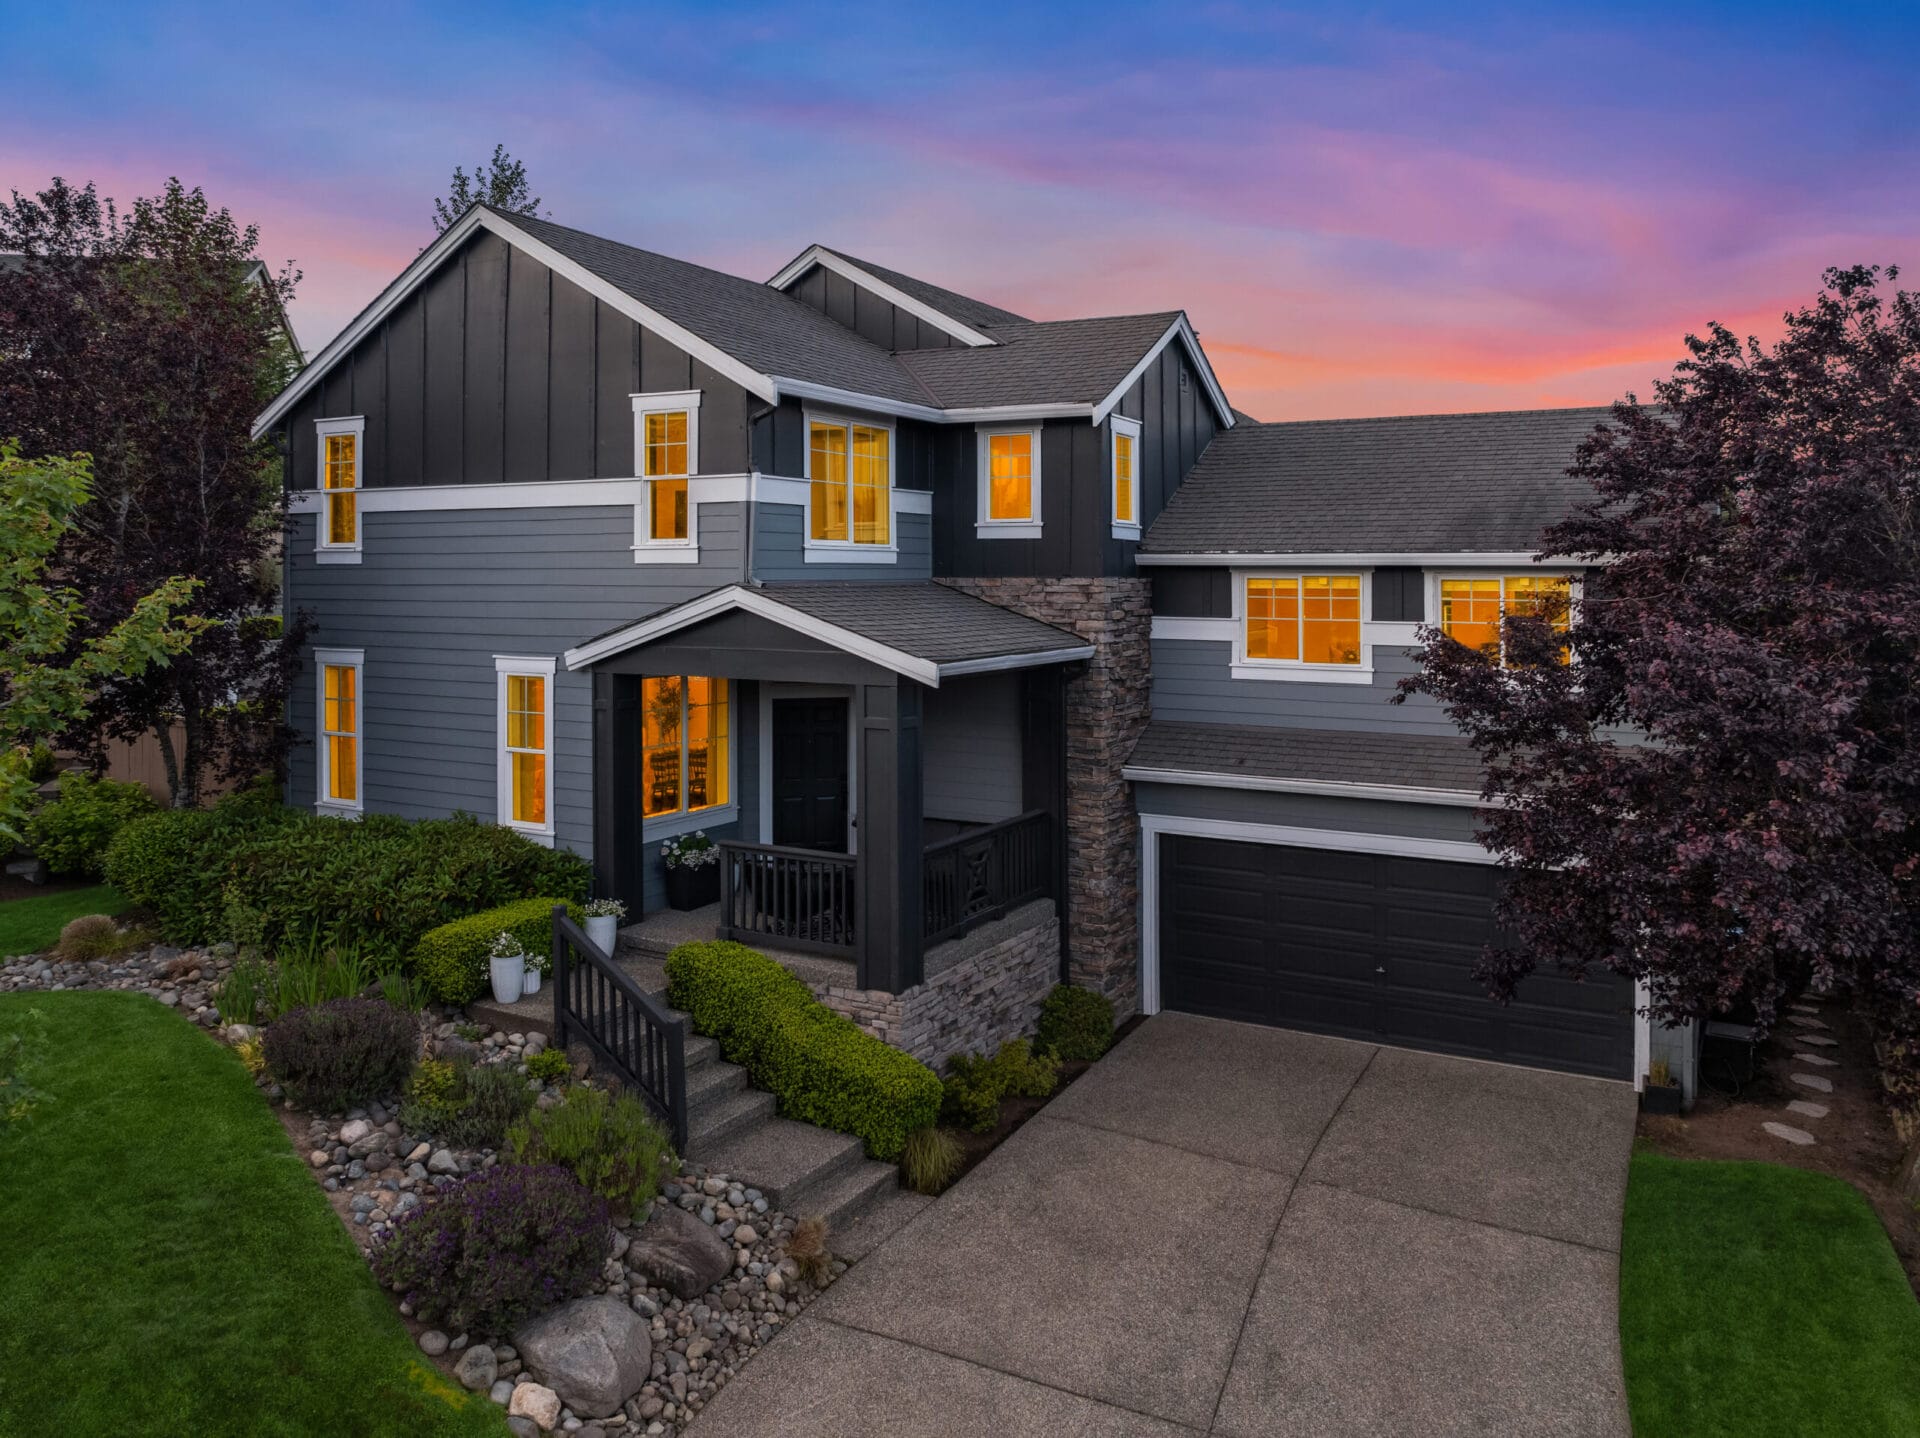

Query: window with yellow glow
<box><xmin>809</xmin><ymin>419</ymin><xmax>890</xmax><ymax>544</ymax></box>
<box><xmin>987</xmin><ymin>434</ymin><xmax>1034</xmax><ymax>520</ymax></box>
<box><xmin>503</xmin><ymin>674</ymin><xmax>547</xmax><ymax>828</ymax></box>
<box><xmin>1113</xmin><ymin>431</ymin><xmax>1136</xmax><ymax>525</ymax></box>
<box><xmin>1244</xmin><ymin>575</ymin><xmax>1362</xmax><ymax>665</ymax></box>
<box><xmin>321</xmin><ymin>663</ymin><xmax>359</xmax><ymax>804</ymax></box>
<box><xmin>641</xmin><ymin>676</ymin><xmax>731</xmax><ymax>820</ymax></box>
<box><xmin>1440</xmin><ymin>575</ymin><xmax>1572</xmax><ymax>665</ymax></box>
<box><xmin>322</xmin><ymin>432</ymin><xmax>358</xmax><ymax>546</ymax></box>
<box><xmin>642</xmin><ymin>410</ymin><xmax>690</xmax><ymax>541</ymax></box>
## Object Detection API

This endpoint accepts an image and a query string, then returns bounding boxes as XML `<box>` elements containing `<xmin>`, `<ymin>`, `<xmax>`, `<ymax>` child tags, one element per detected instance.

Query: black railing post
<box><xmin>551</xmin><ymin>904</ymin><xmax>570</xmax><ymax>1050</ymax></box>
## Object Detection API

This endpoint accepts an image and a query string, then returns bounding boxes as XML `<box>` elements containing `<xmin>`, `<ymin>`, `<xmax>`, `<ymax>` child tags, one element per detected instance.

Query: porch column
<box><xmin>591</xmin><ymin>671</ymin><xmax>646</xmax><ymax>916</ymax></box>
<box><xmin>855</xmin><ymin>678</ymin><xmax>924</xmax><ymax>993</ymax></box>
<box><xmin>1021</xmin><ymin>665</ymin><xmax>1071</xmax><ymax>974</ymax></box>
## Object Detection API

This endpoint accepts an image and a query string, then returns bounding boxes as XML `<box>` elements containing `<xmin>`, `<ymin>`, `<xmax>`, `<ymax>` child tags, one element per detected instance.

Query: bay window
<box><xmin>808</xmin><ymin>417</ymin><xmax>891</xmax><ymax>545</ymax></box>
<box><xmin>641</xmin><ymin>676</ymin><xmax>731</xmax><ymax>820</ymax></box>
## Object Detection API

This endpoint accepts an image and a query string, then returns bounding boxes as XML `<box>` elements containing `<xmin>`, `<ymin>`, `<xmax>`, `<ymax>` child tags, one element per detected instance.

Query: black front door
<box><xmin>771</xmin><ymin>698</ymin><xmax>849</xmax><ymax>852</ymax></box>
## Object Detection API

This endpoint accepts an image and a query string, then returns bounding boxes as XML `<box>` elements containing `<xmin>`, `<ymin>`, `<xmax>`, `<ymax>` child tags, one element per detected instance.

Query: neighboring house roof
<box><xmin>895</xmin><ymin>312</ymin><xmax>1182</xmax><ymax>410</ymax></box>
<box><xmin>814</xmin><ymin>248</ymin><xmax>1035</xmax><ymax>330</ymax></box>
<box><xmin>1140</xmin><ymin>406</ymin><xmax>1613</xmax><ymax>560</ymax></box>
<box><xmin>1124</xmin><ymin>721</ymin><xmax>1487</xmax><ymax>804</ymax></box>
<box><xmin>564</xmin><ymin>581</ymin><xmax>1094</xmax><ymax>685</ymax></box>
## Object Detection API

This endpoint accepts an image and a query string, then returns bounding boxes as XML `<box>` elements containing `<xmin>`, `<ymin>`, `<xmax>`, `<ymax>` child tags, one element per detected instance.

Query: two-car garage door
<box><xmin>1157</xmin><ymin>834</ymin><xmax>1633</xmax><ymax>1080</ymax></box>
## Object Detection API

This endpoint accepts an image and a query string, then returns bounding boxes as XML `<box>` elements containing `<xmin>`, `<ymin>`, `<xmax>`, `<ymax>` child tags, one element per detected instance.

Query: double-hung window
<box><xmin>975</xmin><ymin>426</ymin><xmax>1042</xmax><ymax>537</ymax></box>
<box><xmin>496</xmin><ymin>656</ymin><xmax>555</xmax><ymax>840</ymax></box>
<box><xmin>640</xmin><ymin>676</ymin><xmax>731</xmax><ymax>821</ymax></box>
<box><xmin>1439</xmin><ymin>574</ymin><xmax>1573</xmax><ymax>665</ymax></box>
<box><xmin>316</xmin><ymin>418</ymin><xmax>364</xmax><ymax>560</ymax></box>
<box><xmin>315</xmin><ymin>648</ymin><xmax>364</xmax><ymax>814</ymax></box>
<box><xmin>633</xmin><ymin>391</ymin><xmax>701</xmax><ymax>545</ymax></box>
<box><xmin>808</xmin><ymin>416</ymin><xmax>891</xmax><ymax>547</ymax></box>
<box><xmin>1111</xmin><ymin>415</ymin><xmax>1141</xmax><ymax>538</ymax></box>
<box><xmin>1235</xmin><ymin>573</ymin><xmax>1367</xmax><ymax>680</ymax></box>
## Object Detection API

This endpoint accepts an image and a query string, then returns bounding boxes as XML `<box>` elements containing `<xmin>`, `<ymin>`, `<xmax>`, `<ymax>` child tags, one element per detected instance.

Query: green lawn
<box><xmin>1622</xmin><ymin>1148</ymin><xmax>1920</xmax><ymax>1437</ymax></box>
<box><xmin>0</xmin><ymin>882</ymin><xmax>128</xmax><ymax>957</ymax></box>
<box><xmin>0</xmin><ymin>992</ymin><xmax>506</xmax><ymax>1437</ymax></box>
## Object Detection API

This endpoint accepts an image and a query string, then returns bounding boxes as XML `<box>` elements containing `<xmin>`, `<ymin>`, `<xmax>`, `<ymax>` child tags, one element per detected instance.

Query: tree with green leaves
<box><xmin>0</xmin><ymin>443</ymin><xmax>205</xmax><ymax>844</ymax></box>
<box><xmin>432</xmin><ymin>144</ymin><xmax>544</xmax><ymax>233</ymax></box>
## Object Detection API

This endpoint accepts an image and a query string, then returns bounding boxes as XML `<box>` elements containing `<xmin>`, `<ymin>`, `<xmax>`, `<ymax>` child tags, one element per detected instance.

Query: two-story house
<box><xmin>254</xmin><ymin>203</ymin><xmax>1660</xmax><ymax>1092</ymax></box>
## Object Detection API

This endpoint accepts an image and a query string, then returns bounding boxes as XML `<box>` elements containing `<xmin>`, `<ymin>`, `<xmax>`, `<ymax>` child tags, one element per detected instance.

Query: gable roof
<box><xmin>819</xmin><ymin>248</ymin><xmax>1033</xmax><ymax>330</ymax></box>
<box><xmin>1140</xmin><ymin>406</ymin><xmax>1613</xmax><ymax>560</ymax></box>
<box><xmin>897</xmin><ymin>312</ymin><xmax>1178</xmax><ymax>410</ymax></box>
<box><xmin>564</xmin><ymin>581</ymin><xmax>1094</xmax><ymax>684</ymax></box>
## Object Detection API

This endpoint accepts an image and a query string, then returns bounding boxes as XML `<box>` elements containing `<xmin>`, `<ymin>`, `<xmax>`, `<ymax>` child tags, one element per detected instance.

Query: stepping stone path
<box><xmin>1787</xmin><ymin>1100</ymin><xmax>1829</xmax><ymax>1119</ymax></box>
<box><xmin>1797</xmin><ymin>1035</ymin><xmax>1838</xmax><ymax>1047</ymax></box>
<box><xmin>1789</xmin><ymin>1016</ymin><xmax>1828</xmax><ymax>1029</ymax></box>
<box><xmin>1794</xmin><ymin>1053</ymin><xmax>1838</xmax><ymax>1067</ymax></box>
<box><xmin>1762</xmin><ymin>1000</ymin><xmax>1842</xmax><ymax>1148</ymax></box>
<box><xmin>1791</xmin><ymin>1072</ymin><xmax>1834</xmax><ymax>1093</ymax></box>
<box><xmin>1762</xmin><ymin>1121</ymin><xmax>1817</xmax><ymax>1146</ymax></box>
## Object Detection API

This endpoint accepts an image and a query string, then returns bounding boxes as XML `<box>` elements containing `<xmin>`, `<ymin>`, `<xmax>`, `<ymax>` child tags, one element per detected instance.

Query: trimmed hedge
<box><xmin>26</xmin><ymin>772</ymin><xmax>160</xmax><ymax>879</ymax></box>
<box><xmin>412</xmin><ymin>897</ymin><xmax>585</xmax><ymax>1005</ymax></box>
<box><xmin>665</xmin><ymin>941</ymin><xmax>940</xmax><ymax>1161</ymax></box>
<box><xmin>104</xmin><ymin>799</ymin><xmax>590</xmax><ymax>961</ymax></box>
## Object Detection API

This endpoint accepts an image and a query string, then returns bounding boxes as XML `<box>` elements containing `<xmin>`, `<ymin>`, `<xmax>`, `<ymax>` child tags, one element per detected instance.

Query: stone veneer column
<box><xmin>935</xmin><ymin>577</ymin><xmax>1152</xmax><ymax>1018</ymax></box>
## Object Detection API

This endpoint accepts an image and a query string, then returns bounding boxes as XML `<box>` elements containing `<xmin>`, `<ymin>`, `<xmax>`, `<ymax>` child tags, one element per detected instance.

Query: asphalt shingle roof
<box><xmin>1143</xmin><ymin>407</ymin><xmax>1615</xmax><ymax>555</ymax></box>
<box><xmin>1127</xmin><ymin>721</ymin><xmax>1486</xmax><ymax>794</ymax></box>
<box><xmin>760</xmin><ymin>582</ymin><xmax>1088</xmax><ymax>664</ymax></box>
<box><xmin>819</xmin><ymin>248</ymin><xmax>1034</xmax><ymax>330</ymax></box>
<box><xmin>895</xmin><ymin>312</ymin><xmax>1181</xmax><ymax>410</ymax></box>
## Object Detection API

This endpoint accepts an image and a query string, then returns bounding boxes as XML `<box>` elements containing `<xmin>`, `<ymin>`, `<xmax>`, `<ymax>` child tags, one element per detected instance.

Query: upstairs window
<box><xmin>975</xmin><ymin>426</ymin><xmax>1042</xmax><ymax>536</ymax></box>
<box><xmin>496</xmin><ymin>656</ymin><xmax>555</xmax><ymax>838</ymax></box>
<box><xmin>808</xmin><ymin>417</ymin><xmax>891</xmax><ymax>545</ymax></box>
<box><xmin>1244</xmin><ymin>574</ymin><xmax>1363</xmax><ymax>665</ymax></box>
<box><xmin>1440</xmin><ymin>575</ymin><xmax>1572</xmax><ymax>665</ymax></box>
<box><xmin>315</xmin><ymin>648</ymin><xmax>364</xmax><ymax>813</ymax></box>
<box><xmin>633</xmin><ymin>392</ymin><xmax>701</xmax><ymax>544</ymax></box>
<box><xmin>641</xmin><ymin>676</ymin><xmax>731</xmax><ymax>819</ymax></box>
<box><xmin>1111</xmin><ymin>415</ymin><xmax>1142</xmax><ymax>535</ymax></box>
<box><xmin>316</xmin><ymin>418</ymin><xmax>364</xmax><ymax>557</ymax></box>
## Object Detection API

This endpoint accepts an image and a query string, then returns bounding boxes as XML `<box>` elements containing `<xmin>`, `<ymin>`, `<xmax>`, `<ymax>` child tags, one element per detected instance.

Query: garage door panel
<box><xmin>1159</xmin><ymin>835</ymin><xmax>1632</xmax><ymax>1080</ymax></box>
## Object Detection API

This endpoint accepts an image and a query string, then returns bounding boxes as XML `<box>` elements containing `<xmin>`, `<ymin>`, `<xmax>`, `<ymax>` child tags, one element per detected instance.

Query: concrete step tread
<box><xmin>692</xmin><ymin>1115</ymin><xmax>865</xmax><ymax>1206</ymax></box>
<box><xmin>785</xmin><ymin>1155</ymin><xmax>899</xmax><ymax>1230</ymax></box>
<box><xmin>684</xmin><ymin>1057</ymin><xmax>748</xmax><ymax>1106</ymax></box>
<box><xmin>688</xmin><ymin>1085</ymin><xmax>776</xmax><ymax>1148</ymax></box>
<box><xmin>832</xmin><ymin>1188</ymin><xmax>936</xmax><ymax>1263</ymax></box>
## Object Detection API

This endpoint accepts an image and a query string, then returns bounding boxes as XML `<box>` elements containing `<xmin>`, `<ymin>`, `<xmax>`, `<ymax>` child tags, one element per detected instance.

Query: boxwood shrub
<box><xmin>411</xmin><ymin>896</ymin><xmax>586</xmax><ymax>1004</ymax></box>
<box><xmin>665</xmin><ymin>940</ymin><xmax>939</xmax><ymax>1161</ymax></box>
<box><xmin>1034</xmin><ymin>982</ymin><xmax>1115</xmax><ymax>1062</ymax></box>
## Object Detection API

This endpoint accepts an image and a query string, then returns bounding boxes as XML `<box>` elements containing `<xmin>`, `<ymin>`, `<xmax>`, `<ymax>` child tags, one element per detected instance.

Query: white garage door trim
<box><xmin>1136</xmin><ymin>812</ymin><xmax>1650</xmax><ymax>1084</ymax></box>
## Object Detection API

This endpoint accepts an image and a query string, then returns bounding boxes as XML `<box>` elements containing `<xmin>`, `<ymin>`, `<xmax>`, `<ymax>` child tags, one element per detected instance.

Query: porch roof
<box><xmin>563</xmin><ymin>581</ymin><xmax>1094</xmax><ymax>686</ymax></box>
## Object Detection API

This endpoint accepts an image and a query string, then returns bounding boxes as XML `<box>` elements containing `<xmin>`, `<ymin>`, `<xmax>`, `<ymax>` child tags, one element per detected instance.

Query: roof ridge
<box><xmin>1247</xmin><ymin>403</ymin><xmax>1620</xmax><ymax>429</ymax></box>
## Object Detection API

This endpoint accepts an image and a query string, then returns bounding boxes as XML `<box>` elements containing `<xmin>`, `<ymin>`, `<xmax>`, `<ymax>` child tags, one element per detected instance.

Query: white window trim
<box><xmin>1110</xmin><ymin>415</ymin><xmax>1142</xmax><ymax>540</ymax></box>
<box><xmin>314</xmin><ymin>417</ymin><xmax>365</xmax><ymax>564</ymax></box>
<box><xmin>495</xmin><ymin>655</ymin><xmax>557</xmax><ymax>845</ymax></box>
<box><xmin>974</xmin><ymin>424</ymin><xmax>1044</xmax><ymax>539</ymax></box>
<box><xmin>1428</xmin><ymin>570</ymin><xmax>1581</xmax><ymax>666</ymax></box>
<box><xmin>313</xmin><ymin>647</ymin><xmax>364</xmax><ymax>817</ymax></box>
<box><xmin>632</xmin><ymin>391</ymin><xmax>702</xmax><ymax>558</ymax></box>
<box><xmin>801</xmin><ymin>409</ymin><xmax>899</xmax><ymax>561</ymax></box>
<box><xmin>641</xmin><ymin>675</ymin><xmax>740</xmax><ymax>837</ymax></box>
<box><xmin>1229</xmin><ymin>569</ymin><xmax>1376</xmax><ymax>685</ymax></box>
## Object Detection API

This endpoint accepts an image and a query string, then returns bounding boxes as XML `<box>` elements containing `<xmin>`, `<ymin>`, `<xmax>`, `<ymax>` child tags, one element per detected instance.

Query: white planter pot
<box><xmin>522</xmin><ymin>964</ymin><xmax>542</xmax><ymax>995</ymax></box>
<box><xmin>584</xmin><ymin>914</ymin><xmax>619</xmax><ymax>955</ymax></box>
<box><xmin>489</xmin><ymin>953</ymin><xmax>525</xmax><ymax>1005</ymax></box>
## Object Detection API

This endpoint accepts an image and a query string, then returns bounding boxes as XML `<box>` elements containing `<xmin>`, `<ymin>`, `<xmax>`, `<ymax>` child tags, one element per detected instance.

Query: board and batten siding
<box><xmin>921</xmin><ymin>673</ymin><xmax>1024</xmax><ymax>825</ymax></box>
<box><xmin>280</xmin><ymin>229</ymin><xmax>757</xmax><ymax>492</ymax></box>
<box><xmin>783</xmin><ymin>264</ymin><xmax>963</xmax><ymax>352</ymax></box>
<box><xmin>284</xmin><ymin>503</ymin><xmax>759</xmax><ymax>909</ymax></box>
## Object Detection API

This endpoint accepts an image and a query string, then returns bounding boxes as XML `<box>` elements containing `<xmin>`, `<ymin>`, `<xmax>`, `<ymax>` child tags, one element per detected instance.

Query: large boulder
<box><xmin>512</xmin><ymin>1296</ymin><xmax>651</xmax><ymax>1419</ymax></box>
<box><xmin>625</xmin><ymin>1203</ymin><xmax>729</xmax><ymax>1300</ymax></box>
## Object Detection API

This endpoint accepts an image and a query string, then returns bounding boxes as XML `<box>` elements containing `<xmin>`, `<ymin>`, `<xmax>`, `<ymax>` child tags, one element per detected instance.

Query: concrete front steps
<box><xmin>468</xmin><ymin>968</ymin><xmax>930</xmax><ymax>1258</ymax></box>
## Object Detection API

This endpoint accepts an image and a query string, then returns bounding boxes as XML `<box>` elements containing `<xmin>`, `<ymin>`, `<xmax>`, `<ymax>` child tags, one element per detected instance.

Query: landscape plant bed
<box><xmin>944</xmin><ymin>1012</ymin><xmax>1145</xmax><ymax>1186</ymax></box>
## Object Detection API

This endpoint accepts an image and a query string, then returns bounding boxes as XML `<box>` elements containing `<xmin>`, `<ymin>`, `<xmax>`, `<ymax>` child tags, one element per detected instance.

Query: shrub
<box><xmin>411</xmin><ymin>897</ymin><xmax>585</xmax><ymax>1005</ymax></box>
<box><xmin>1034</xmin><ymin>983</ymin><xmax>1114</xmax><ymax>1062</ymax></box>
<box><xmin>52</xmin><ymin>914</ymin><xmax>125</xmax><ymax>963</ymax></box>
<box><xmin>665</xmin><ymin>941</ymin><xmax>940</xmax><ymax>1162</ymax></box>
<box><xmin>524</xmin><ymin>1049</ymin><xmax>572</xmax><ymax>1085</ymax></box>
<box><xmin>900</xmin><ymin>1126</ymin><xmax>963</xmax><ymax>1195</ymax></box>
<box><xmin>403</xmin><ymin>1058</ymin><xmax>464</xmax><ymax>1128</ymax></box>
<box><xmin>103</xmin><ymin>789</ymin><xmax>294</xmax><ymax>943</ymax></box>
<box><xmin>26</xmin><ymin>772</ymin><xmax>160</xmax><ymax>879</ymax></box>
<box><xmin>506</xmin><ymin>1085</ymin><xmax>672</xmax><ymax>1216</ymax></box>
<box><xmin>372</xmin><ymin>1164</ymin><xmax>608</xmax><ymax>1335</ymax></box>
<box><xmin>233</xmin><ymin>1033</ymin><xmax>267</xmax><ymax>1078</ymax></box>
<box><xmin>941</xmin><ymin>1039</ymin><xmax>1059</xmax><ymax>1134</ymax></box>
<box><xmin>262</xmin><ymin>997</ymin><xmax>419</xmax><ymax>1110</ymax></box>
<box><xmin>418</xmin><ymin>1063</ymin><xmax>535</xmax><ymax>1150</ymax></box>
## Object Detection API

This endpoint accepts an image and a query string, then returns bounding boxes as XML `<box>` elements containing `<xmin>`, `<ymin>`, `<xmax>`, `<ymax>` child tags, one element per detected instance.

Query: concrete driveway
<box><xmin>694</xmin><ymin>1013</ymin><xmax>1637</xmax><ymax>1437</ymax></box>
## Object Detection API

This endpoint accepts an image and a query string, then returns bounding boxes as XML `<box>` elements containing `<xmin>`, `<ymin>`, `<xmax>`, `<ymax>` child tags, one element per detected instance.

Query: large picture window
<box><xmin>642</xmin><ymin>676</ymin><xmax>731</xmax><ymax>820</ymax></box>
<box><xmin>1439</xmin><ymin>574</ymin><xmax>1572</xmax><ymax>664</ymax></box>
<box><xmin>496</xmin><ymin>656</ymin><xmax>555</xmax><ymax>838</ymax></box>
<box><xmin>1244</xmin><ymin>574</ymin><xmax>1363</xmax><ymax>665</ymax></box>
<box><xmin>314</xmin><ymin>648</ymin><xmax>364</xmax><ymax>813</ymax></box>
<box><xmin>808</xmin><ymin>418</ymin><xmax>891</xmax><ymax>545</ymax></box>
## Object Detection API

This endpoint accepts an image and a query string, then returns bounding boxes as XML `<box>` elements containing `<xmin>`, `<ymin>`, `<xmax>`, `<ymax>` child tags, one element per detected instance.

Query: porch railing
<box><xmin>922</xmin><ymin>809</ymin><xmax>1052</xmax><ymax>948</ymax></box>
<box><xmin>718</xmin><ymin>841</ymin><xmax>857</xmax><ymax>957</ymax></box>
<box><xmin>551</xmin><ymin>905</ymin><xmax>688</xmax><ymax>1151</ymax></box>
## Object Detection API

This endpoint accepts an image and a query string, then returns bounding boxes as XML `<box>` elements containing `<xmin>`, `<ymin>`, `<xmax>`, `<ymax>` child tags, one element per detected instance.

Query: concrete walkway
<box><xmin>693</xmin><ymin>1012</ymin><xmax>1637</xmax><ymax>1437</ymax></box>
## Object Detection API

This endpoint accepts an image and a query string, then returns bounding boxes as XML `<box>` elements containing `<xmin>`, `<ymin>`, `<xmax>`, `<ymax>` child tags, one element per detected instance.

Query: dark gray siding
<box><xmin>921</xmin><ymin>673</ymin><xmax>1023</xmax><ymax>824</ymax></box>
<box><xmin>1151</xmin><ymin>638</ymin><xmax>1460</xmax><ymax>735</ymax></box>
<box><xmin>1153</xmin><ymin>566</ymin><xmax>1425</xmax><ymax>622</ymax></box>
<box><xmin>785</xmin><ymin>263</ymin><xmax>960</xmax><ymax>351</ymax></box>
<box><xmin>1372</xmin><ymin>567</ymin><xmax>1426</xmax><ymax>622</ymax></box>
<box><xmin>285</xmin><ymin>503</ymin><xmax>756</xmax><ymax>908</ymax></box>
<box><xmin>282</xmin><ymin>230</ymin><xmax>756</xmax><ymax>491</ymax></box>
<box><xmin>749</xmin><ymin>397</ymin><xmax>941</xmax><ymax>488</ymax></box>
<box><xmin>1134</xmin><ymin>780</ymin><xmax>1482</xmax><ymax>844</ymax></box>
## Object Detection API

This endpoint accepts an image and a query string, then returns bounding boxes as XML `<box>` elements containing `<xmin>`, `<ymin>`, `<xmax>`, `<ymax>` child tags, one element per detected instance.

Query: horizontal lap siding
<box><xmin>750</xmin><ymin>503</ymin><xmax>933</xmax><ymax>581</ymax></box>
<box><xmin>1150</xmin><ymin>638</ymin><xmax>1460</xmax><ymax>735</ymax></box>
<box><xmin>1134</xmin><ymin>781</ymin><xmax>1482</xmax><ymax>844</ymax></box>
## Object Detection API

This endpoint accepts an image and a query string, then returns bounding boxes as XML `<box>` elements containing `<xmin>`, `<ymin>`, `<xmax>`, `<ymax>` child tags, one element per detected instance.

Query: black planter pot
<box><xmin>665</xmin><ymin>862</ymin><xmax>721</xmax><ymax>911</ymax></box>
<box><xmin>1639</xmin><ymin>1081</ymin><xmax>1685</xmax><ymax>1115</ymax></box>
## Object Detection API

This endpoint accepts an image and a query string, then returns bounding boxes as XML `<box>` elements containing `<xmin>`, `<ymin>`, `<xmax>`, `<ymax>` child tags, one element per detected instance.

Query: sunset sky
<box><xmin>8</xmin><ymin>1</ymin><xmax>1917</xmax><ymax>420</ymax></box>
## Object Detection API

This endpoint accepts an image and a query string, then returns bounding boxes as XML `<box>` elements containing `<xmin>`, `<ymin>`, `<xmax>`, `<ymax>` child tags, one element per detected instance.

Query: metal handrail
<box><xmin>717</xmin><ymin>840</ymin><xmax>857</xmax><ymax>957</ymax></box>
<box><xmin>551</xmin><ymin>906</ymin><xmax>688</xmax><ymax>1152</ymax></box>
<box><xmin>923</xmin><ymin>809</ymin><xmax>1051</xmax><ymax>947</ymax></box>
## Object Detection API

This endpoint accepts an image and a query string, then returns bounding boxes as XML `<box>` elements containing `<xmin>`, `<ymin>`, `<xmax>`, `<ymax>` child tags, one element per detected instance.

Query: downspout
<box><xmin>743</xmin><ymin>403</ymin><xmax>775</xmax><ymax>589</ymax></box>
